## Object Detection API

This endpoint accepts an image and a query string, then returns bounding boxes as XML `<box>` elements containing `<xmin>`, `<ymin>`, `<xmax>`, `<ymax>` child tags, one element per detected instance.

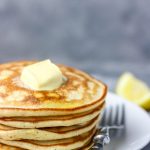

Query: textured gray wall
<box><xmin>0</xmin><ymin>0</ymin><xmax>149</xmax><ymax>81</ymax></box>
<box><xmin>0</xmin><ymin>0</ymin><xmax>150</xmax><ymax>89</ymax></box>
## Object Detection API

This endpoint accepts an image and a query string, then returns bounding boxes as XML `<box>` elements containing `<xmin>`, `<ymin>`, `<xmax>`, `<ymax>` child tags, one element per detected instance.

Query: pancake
<box><xmin>0</xmin><ymin>143</ymin><xmax>21</xmax><ymax>150</ymax></box>
<box><xmin>0</xmin><ymin>140</ymin><xmax>94</xmax><ymax>150</ymax></box>
<box><xmin>0</xmin><ymin>116</ymin><xmax>99</xmax><ymax>141</ymax></box>
<box><xmin>0</xmin><ymin>128</ymin><xmax>96</xmax><ymax>150</ymax></box>
<box><xmin>0</xmin><ymin>61</ymin><xmax>107</xmax><ymax>117</ymax></box>
<box><xmin>0</xmin><ymin>103</ymin><xmax>104</xmax><ymax>128</ymax></box>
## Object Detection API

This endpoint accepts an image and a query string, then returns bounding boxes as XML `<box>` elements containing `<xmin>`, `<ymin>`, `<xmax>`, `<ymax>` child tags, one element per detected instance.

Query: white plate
<box><xmin>104</xmin><ymin>92</ymin><xmax>150</xmax><ymax>150</ymax></box>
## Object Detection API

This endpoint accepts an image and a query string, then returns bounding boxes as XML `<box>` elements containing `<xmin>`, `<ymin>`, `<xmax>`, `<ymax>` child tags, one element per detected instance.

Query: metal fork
<box><xmin>91</xmin><ymin>103</ymin><xmax>126</xmax><ymax>150</ymax></box>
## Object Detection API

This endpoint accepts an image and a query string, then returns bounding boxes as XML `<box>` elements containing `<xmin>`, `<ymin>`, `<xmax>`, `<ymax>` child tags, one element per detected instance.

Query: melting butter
<box><xmin>20</xmin><ymin>59</ymin><xmax>63</xmax><ymax>91</ymax></box>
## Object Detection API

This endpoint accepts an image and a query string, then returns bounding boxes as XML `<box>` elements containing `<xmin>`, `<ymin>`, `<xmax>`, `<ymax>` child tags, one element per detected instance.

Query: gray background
<box><xmin>0</xmin><ymin>0</ymin><xmax>149</xmax><ymax>149</ymax></box>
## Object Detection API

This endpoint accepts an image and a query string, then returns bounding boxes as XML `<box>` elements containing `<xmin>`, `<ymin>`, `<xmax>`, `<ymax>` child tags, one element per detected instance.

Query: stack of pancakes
<box><xmin>0</xmin><ymin>61</ymin><xmax>107</xmax><ymax>150</ymax></box>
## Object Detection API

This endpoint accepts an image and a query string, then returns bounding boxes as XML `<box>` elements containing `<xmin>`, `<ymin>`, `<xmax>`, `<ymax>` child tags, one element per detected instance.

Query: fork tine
<box><xmin>114</xmin><ymin>104</ymin><xmax>119</xmax><ymax>126</ymax></box>
<box><xmin>100</xmin><ymin>108</ymin><xmax>107</xmax><ymax>126</ymax></box>
<box><xmin>107</xmin><ymin>106</ymin><xmax>113</xmax><ymax>126</ymax></box>
<box><xmin>120</xmin><ymin>104</ymin><xmax>125</xmax><ymax>126</ymax></box>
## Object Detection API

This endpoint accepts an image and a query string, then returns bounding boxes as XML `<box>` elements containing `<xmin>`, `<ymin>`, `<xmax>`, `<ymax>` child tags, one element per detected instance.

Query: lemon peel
<box><xmin>116</xmin><ymin>72</ymin><xmax>150</xmax><ymax>110</ymax></box>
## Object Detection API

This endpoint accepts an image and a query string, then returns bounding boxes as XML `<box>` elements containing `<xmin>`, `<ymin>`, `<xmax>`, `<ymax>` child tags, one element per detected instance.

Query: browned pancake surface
<box><xmin>0</xmin><ymin>61</ymin><xmax>107</xmax><ymax>110</ymax></box>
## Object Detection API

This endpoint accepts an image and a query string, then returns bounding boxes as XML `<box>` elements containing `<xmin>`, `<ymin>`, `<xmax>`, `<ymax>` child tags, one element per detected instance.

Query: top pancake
<box><xmin>0</xmin><ymin>61</ymin><xmax>107</xmax><ymax>117</ymax></box>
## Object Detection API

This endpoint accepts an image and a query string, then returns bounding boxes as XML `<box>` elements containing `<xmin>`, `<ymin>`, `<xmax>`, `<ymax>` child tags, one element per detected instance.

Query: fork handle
<box><xmin>91</xmin><ymin>143</ymin><xmax>103</xmax><ymax>150</ymax></box>
<box><xmin>92</xmin><ymin>128</ymin><xmax>110</xmax><ymax>150</ymax></box>
<box><xmin>99</xmin><ymin>144</ymin><xmax>103</xmax><ymax>150</ymax></box>
<box><xmin>98</xmin><ymin>144</ymin><xmax>103</xmax><ymax>150</ymax></box>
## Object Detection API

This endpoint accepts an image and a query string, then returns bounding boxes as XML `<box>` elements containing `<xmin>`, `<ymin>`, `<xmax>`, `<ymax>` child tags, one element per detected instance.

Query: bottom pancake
<box><xmin>0</xmin><ymin>128</ymin><xmax>96</xmax><ymax>150</ymax></box>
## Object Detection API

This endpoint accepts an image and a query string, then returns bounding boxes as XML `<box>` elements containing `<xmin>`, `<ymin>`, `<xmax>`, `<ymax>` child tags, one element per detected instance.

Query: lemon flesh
<box><xmin>116</xmin><ymin>72</ymin><xmax>150</xmax><ymax>110</ymax></box>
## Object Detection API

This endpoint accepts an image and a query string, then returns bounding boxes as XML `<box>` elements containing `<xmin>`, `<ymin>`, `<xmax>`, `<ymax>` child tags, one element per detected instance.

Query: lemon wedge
<box><xmin>116</xmin><ymin>72</ymin><xmax>150</xmax><ymax>110</ymax></box>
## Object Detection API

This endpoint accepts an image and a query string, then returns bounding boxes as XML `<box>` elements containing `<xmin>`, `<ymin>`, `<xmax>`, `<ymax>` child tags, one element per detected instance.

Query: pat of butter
<box><xmin>20</xmin><ymin>60</ymin><xmax>63</xmax><ymax>91</ymax></box>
